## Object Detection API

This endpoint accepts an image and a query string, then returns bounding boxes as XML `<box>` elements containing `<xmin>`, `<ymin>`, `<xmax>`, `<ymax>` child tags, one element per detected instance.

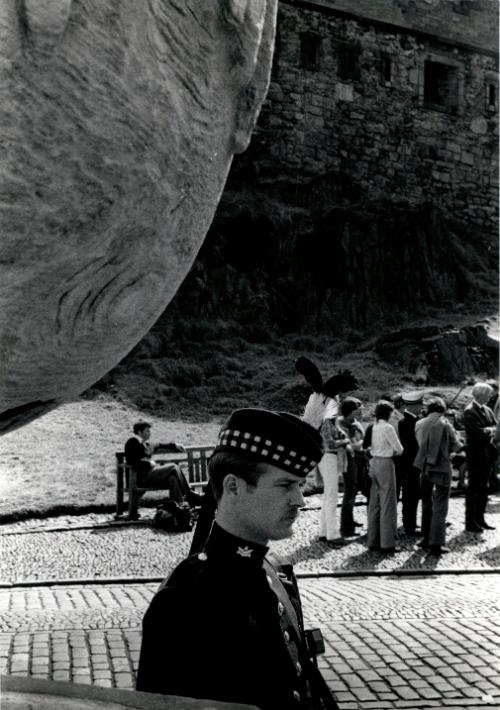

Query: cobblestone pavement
<box><xmin>1</xmin><ymin>494</ymin><xmax>500</xmax><ymax>583</ymax></box>
<box><xmin>1</xmin><ymin>492</ymin><xmax>499</xmax><ymax>709</ymax></box>
<box><xmin>1</xmin><ymin>574</ymin><xmax>499</xmax><ymax>709</ymax></box>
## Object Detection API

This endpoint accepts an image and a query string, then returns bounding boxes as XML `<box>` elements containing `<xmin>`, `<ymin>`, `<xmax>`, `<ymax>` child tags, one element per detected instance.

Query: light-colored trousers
<box><xmin>367</xmin><ymin>456</ymin><xmax>397</xmax><ymax>549</ymax></box>
<box><xmin>319</xmin><ymin>453</ymin><xmax>340</xmax><ymax>540</ymax></box>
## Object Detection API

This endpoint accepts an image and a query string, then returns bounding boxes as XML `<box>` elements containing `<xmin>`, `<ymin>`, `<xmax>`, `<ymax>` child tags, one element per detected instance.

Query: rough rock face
<box><xmin>0</xmin><ymin>0</ymin><xmax>278</xmax><ymax>433</ymax></box>
<box><xmin>155</xmin><ymin>183</ymin><xmax>498</xmax><ymax>335</ymax></box>
<box><xmin>375</xmin><ymin>323</ymin><xmax>499</xmax><ymax>384</ymax></box>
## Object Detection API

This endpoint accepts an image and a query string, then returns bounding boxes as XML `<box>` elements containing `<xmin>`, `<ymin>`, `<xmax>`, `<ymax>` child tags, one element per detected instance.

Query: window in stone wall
<box><xmin>423</xmin><ymin>60</ymin><xmax>459</xmax><ymax>114</ymax></box>
<box><xmin>380</xmin><ymin>54</ymin><xmax>392</xmax><ymax>86</ymax></box>
<box><xmin>453</xmin><ymin>0</ymin><xmax>480</xmax><ymax>14</ymax></box>
<box><xmin>486</xmin><ymin>82</ymin><xmax>498</xmax><ymax>113</ymax></box>
<box><xmin>337</xmin><ymin>43</ymin><xmax>361</xmax><ymax>81</ymax></box>
<box><xmin>300</xmin><ymin>33</ymin><xmax>321</xmax><ymax>71</ymax></box>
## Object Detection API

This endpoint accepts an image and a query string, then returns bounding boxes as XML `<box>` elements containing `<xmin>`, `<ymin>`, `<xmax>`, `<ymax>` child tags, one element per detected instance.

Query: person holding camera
<box><xmin>137</xmin><ymin>408</ymin><xmax>339</xmax><ymax>709</ymax></box>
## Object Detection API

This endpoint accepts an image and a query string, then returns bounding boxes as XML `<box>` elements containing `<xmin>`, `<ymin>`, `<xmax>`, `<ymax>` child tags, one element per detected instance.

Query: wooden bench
<box><xmin>115</xmin><ymin>445</ymin><xmax>214</xmax><ymax>520</ymax></box>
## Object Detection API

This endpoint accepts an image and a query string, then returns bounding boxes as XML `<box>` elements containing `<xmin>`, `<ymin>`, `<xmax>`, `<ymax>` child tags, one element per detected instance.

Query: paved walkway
<box><xmin>1</xmin><ymin>492</ymin><xmax>500</xmax><ymax>709</ymax></box>
<box><xmin>1</xmin><ymin>574</ymin><xmax>499</xmax><ymax>709</ymax></box>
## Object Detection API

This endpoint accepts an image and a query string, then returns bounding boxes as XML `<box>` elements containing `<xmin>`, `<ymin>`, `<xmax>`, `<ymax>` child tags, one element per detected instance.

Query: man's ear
<box><xmin>222</xmin><ymin>473</ymin><xmax>240</xmax><ymax>497</ymax></box>
<box><xmin>222</xmin><ymin>0</ymin><xmax>278</xmax><ymax>153</ymax></box>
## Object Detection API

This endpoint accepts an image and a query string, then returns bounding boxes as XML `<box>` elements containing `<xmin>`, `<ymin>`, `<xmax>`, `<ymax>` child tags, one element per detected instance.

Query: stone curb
<box><xmin>1</xmin><ymin>566</ymin><xmax>499</xmax><ymax>590</ymax></box>
<box><xmin>0</xmin><ymin>520</ymin><xmax>151</xmax><ymax>536</ymax></box>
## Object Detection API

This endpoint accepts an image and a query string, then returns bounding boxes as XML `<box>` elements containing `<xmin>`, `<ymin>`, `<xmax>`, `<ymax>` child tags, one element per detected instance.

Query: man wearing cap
<box><xmin>398</xmin><ymin>392</ymin><xmax>424</xmax><ymax>536</ymax></box>
<box><xmin>136</xmin><ymin>408</ymin><xmax>338</xmax><ymax>709</ymax></box>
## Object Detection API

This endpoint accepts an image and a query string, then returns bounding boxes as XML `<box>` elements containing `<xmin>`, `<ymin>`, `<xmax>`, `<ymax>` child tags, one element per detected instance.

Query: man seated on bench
<box><xmin>124</xmin><ymin>421</ymin><xmax>203</xmax><ymax>508</ymax></box>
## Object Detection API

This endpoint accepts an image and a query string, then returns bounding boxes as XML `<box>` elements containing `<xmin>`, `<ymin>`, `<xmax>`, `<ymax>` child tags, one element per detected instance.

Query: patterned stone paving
<box><xmin>1</xmin><ymin>574</ymin><xmax>499</xmax><ymax>709</ymax></box>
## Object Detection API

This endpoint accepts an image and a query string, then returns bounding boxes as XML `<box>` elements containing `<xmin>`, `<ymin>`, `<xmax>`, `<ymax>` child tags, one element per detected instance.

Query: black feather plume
<box><xmin>323</xmin><ymin>370</ymin><xmax>358</xmax><ymax>398</ymax></box>
<box><xmin>295</xmin><ymin>356</ymin><xmax>324</xmax><ymax>392</ymax></box>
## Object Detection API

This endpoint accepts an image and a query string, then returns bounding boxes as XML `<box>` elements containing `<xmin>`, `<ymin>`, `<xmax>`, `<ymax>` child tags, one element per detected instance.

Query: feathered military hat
<box><xmin>295</xmin><ymin>356</ymin><xmax>357</xmax><ymax>398</ymax></box>
<box><xmin>295</xmin><ymin>356</ymin><xmax>358</xmax><ymax>429</ymax></box>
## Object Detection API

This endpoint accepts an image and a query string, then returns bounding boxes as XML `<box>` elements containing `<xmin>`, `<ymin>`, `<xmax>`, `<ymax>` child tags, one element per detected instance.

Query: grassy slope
<box><xmin>0</xmin><ymin>398</ymin><xmax>222</xmax><ymax>522</ymax></box>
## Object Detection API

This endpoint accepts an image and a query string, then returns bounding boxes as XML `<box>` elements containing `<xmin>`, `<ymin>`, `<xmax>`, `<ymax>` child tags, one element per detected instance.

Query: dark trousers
<box><xmin>140</xmin><ymin>464</ymin><xmax>190</xmax><ymax>504</ymax></box>
<box><xmin>420</xmin><ymin>470</ymin><xmax>451</xmax><ymax>546</ymax></box>
<box><xmin>465</xmin><ymin>457</ymin><xmax>490</xmax><ymax>526</ymax></box>
<box><xmin>341</xmin><ymin>456</ymin><xmax>358</xmax><ymax>535</ymax></box>
<box><xmin>394</xmin><ymin>458</ymin><xmax>404</xmax><ymax>502</ymax></box>
<box><xmin>357</xmin><ymin>453</ymin><xmax>371</xmax><ymax>503</ymax></box>
<box><xmin>401</xmin><ymin>466</ymin><xmax>421</xmax><ymax>533</ymax></box>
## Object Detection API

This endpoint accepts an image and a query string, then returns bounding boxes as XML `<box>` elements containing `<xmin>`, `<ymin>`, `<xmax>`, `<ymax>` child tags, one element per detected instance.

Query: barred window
<box><xmin>486</xmin><ymin>82</ymin><xmax>497</xmax><ymax>113</ymax></box>
<box><xmin>423</xmin><ymin>60</ymin><xmax>459</xmax><ymax>113</ymax></box>
<box><xmin>300</xmin><ymin>33</ymin><xmax>321</xmax><ymax>71</ymax></box>
<box><xmin>380</xmin><ymin>54</ymin><xmax>392</xmax><ymax>85</ymax></box>
<box><xmin>338</xmin><ymin>43</ymin><xmax>361</xmax><ymax>81</ymax></box>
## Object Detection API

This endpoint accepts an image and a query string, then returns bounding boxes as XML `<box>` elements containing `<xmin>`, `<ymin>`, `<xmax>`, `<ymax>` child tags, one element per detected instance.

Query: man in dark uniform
<box><xmin>398</xmin><ymin>391</ymin><xmax>424</xmax><ymax>536</ymax></box>
<box><xmin>137</xmin><ymin>408</ymin><xmax>338</xmax><ymax>709</ymax></box>
<box><xmin>464</xmin><ymin>383</ymin><xmax>497</xmax><ymax>532</ymax></box>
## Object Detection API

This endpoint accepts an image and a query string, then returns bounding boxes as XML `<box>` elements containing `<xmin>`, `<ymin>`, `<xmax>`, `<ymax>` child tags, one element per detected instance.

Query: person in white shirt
<box><xmin>365</xmin><ymin>400</ymin><xmax>403</xmax><ymax>553</ymax></box>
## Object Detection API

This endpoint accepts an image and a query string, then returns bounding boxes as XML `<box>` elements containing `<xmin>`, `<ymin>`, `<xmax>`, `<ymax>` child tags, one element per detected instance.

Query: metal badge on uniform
<box><xmin>236</xmin><ymin>546</ymin><xmax>253</xmax><ymax>557</ymax></box>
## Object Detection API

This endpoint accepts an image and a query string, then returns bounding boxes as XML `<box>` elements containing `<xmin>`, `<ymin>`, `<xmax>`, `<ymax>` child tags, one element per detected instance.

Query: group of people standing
<box><xmin>315</xmin><ymin>381</ymin><xmax>499</xmax><ymax>556</ymax></box>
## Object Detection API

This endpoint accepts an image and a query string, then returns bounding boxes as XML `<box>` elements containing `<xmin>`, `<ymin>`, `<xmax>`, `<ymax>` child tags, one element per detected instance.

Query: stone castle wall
<box><xmin>250</xmin><ymin>0</ymin><xmax>498</xmax><ymax>237</ymax></box>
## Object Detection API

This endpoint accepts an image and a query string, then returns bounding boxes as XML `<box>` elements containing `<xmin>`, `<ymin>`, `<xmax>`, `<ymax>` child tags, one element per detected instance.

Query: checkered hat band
<box><xmin>218</xmin><ymin>428</ymin><xmax>317</xmax><ymax>475</ymax></box>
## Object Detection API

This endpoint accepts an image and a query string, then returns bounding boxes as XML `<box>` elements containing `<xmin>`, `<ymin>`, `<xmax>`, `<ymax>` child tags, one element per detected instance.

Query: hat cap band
<box><xmin>217</xmin><ymin>428</ymin><xmax>318</xmax><ymax>476</ymax></box>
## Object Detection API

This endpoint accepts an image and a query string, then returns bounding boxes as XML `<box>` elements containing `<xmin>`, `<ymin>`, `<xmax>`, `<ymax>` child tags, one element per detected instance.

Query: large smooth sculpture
<box><xmin>0</xmin><ymin>0</ymin><xmax>277</xmax><ymax>433</ymax></box>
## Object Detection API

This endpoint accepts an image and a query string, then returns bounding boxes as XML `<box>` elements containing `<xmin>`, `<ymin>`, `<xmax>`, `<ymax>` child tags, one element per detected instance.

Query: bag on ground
<box><xmin>152</xmin><ymin>500</ymin><xmax>194</xmax><ymax>532</ymax></box>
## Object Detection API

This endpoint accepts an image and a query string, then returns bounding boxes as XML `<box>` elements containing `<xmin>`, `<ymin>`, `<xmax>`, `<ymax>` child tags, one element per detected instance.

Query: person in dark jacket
<box><xmin>137</xmin><ymin>408</ymin><xmax>338</xmax><ymax>709</ymax></box>
<box><xmin>124</xmin><ymin>421</ymin><xmax>201</xmax><ymax>507</ymax></box>
<box><xmin>414</xmin><ymin>397</ymin><xmax>463</xmax><ymax>555</ymax></box>
<box><xmin>463</xmin><ymin>383</ymin><xmax>497</xmax><ymax>532</ymax></box>
<box><xmin>337</xmin><ymin>397</ymin><xmax>364</xmax><ymax>537</ymax></box>
<box><xmin>398</xmin><ymin>392</ymin><xmax>424</xmax><ymax>536</ymax></box>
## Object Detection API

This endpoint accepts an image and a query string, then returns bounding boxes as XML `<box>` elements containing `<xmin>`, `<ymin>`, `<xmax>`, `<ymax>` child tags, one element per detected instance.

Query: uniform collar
<box><xmin>203</xmin><ymin>522</ymin><xmax>269</xmax><ymax>566</ymax></box>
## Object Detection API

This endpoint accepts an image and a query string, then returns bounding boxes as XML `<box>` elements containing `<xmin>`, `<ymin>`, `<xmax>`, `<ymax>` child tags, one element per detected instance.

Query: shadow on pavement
<box><xmin>289</xmin><ymin>540</ymin><xmax>352</xmax><ymax>565</ymax></box>
<box><xmin>478</xmin><ymin>545</ymin><xmax>500</xmax><ymax>566</ymax></box>
<box><xmin>395</xmin><ymin>548</ymin><xmax>440</xmax><ymax>572</ymax></box>
<box><xmin>447</xmin><ymin>529</ymin><xmax>486</xmax><ymax>549</ymax></box>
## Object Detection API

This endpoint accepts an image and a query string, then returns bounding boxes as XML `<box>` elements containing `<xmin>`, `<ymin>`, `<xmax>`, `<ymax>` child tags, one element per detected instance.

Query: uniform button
<box><xmin>197</xmin><ymin>552</ymin><xmax>208</xmax><ymax>561</ymax></box>
<box><xmin>296</xmin><ymin>661</ymin><xmax>302</xmax><ymax>674</ymax></box>
<box><xmin>283</xmin><ymin>630</ymin><xmax>290</xmax><ymax>643</ymax></box>
<box><xmin>293</xmin><ymin>690</ymin><xmax>301</xmax><ymax>702</ymax></box>
<box><xmin>277</xmin><ymin>602</ymin><xmax>284</xmax><ymax>616</ymax></box>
